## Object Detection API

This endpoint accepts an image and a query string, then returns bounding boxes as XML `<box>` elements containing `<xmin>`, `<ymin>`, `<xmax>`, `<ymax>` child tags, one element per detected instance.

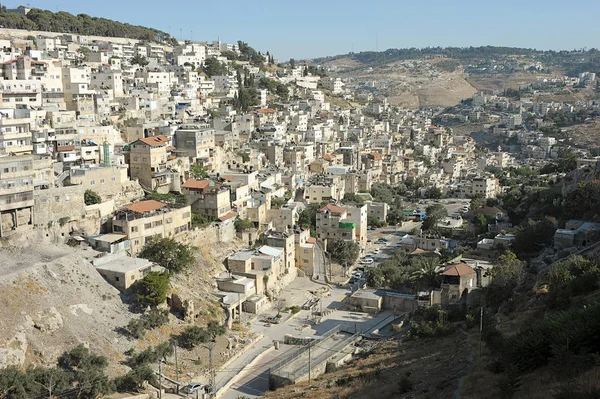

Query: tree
<box><xmin>289</xmin><ymin>58</ymin><xmax>295</xmax><ymax>69</ymax></box>
<box><xmin>114</xmin><ymin>364</ymin><xmax>156</xmax><ymax>393</ymax></box>
<box><xmin>84</xmin><ymin>189</ymin><xmax>101</xmax><ymax>205</ymax></box>
<box><xmin>234</xmin><ymin>218</ymin><xmax>253</xmax><ymax>232</ymax></box>
<box><xmin>138</xmin><ymin>237</ymin><xmax>195</xmax><ymax>274</ymax></box>
<box><xmin>190</xmin><ymin>164</ymin><xmax>209</xmax><ymax>179</ymax></box>
<box><xmin>513</xmin><ymin>218</ymin><xmax>557</xmax><ymax>257</ymax></box>
<box><xmin>469</xmin><ymin>194</ymin><xmax>486</xmax><ymax>211</ymax></box>
<box><xmin>179</xmin><ymin>325</ymin><xmax>211</xmax><ymax>348</ymax></box>
<box><xmin>341</xmin><ymin>193</ymin><xmax>364</xmax><ymax>205</ymax></box>
<box><xmin>57</xmin><ymin>345</ymin><xmax>112</xmax><ymax>399</ymax></box>
<box><xmin>485</xmin><ymin>250</ymin><xmax>522</xmax><ymax>307</ymax></box>
<box><xmin>202</xmin><ymin>58</ymin><xmax>227</xmax><ymax>77</ymax></box>
<box><xmin>274</xmin><ymin>298</ymin><xmax>287</xmax><ymax>317</ymax></box>
<box><xmin>136</xmin><ymin>272</ymin><xmax>170</xmax><ymax>308</ymax></box>
<box><xmin>421</xmin><ymin>204</ymin><xmax>448</xmax><ymax>232</ymax></box>
<box><xmin>425</xmin><ymin>187</ymin><xmax>443</xmax><ymax>199</ymax></box>
<box><xmin>329</xmin><ymin>239</ymin><xmax>360</xmax><ymax>269</ymax></box>
<box><xmin>411</xmin><ymin>257</ymin><xmax>444</xmax><ymax>289</ymax></box>
<box><xmin>131</xmin><ymin>54</ymin><xmax>149</xmax><ymax>67</ymax></box>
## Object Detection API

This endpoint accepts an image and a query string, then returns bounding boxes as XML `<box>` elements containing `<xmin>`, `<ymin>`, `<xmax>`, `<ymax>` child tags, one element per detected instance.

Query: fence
<box><xmin>270</xmin><ymin>325</ymin><xmax>361</xmax><ymax>383</ymax></box>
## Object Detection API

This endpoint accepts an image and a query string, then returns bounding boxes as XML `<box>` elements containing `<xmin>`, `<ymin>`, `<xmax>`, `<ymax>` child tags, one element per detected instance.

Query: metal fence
<box><xmin>270</xmin><ymin>325</ymin><xmax>360</xmax><ymax>382</ymax></box>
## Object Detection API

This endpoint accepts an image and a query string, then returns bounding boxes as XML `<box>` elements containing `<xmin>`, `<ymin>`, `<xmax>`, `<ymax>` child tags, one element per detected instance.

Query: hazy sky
<box><xmin>6</xmin><ymin>0</ymin><xmax>600</xmax><ymax>60</ymax></box>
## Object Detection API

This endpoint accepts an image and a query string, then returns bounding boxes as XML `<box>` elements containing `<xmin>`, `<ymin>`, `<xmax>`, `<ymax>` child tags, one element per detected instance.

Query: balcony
<box><xmin>0</xmin><ymin>118</ymin><xmax>32</xmax><ymax>127</ymax></box>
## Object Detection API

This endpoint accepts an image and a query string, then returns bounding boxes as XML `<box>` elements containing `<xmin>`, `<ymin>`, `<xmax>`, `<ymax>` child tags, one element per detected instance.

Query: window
<box><xmin>144</xmin><ymin>223</ymin><xmax>152</xmax><ymax>229</ymax></box>
<box><xmin>90</xmin><ymin>180</ymin><xmax>95</xmax><ymax>185</ymax></box>
<box><xmin>131</xmin><ymin>226</ymin><xmax>138</xmax><ymax>233</ymax></box>
<box><xmin>111</xmin><ymin>176</ymin><xmax>116</xmax><ymax>182</ymax></box>
<box><xmin>100</xmin><ymin>179</ymin><xmax>105</xmax><ymax>184</ymax></box>
<box><xmin>115</xmin><ymin>276</ymin><xmax>120</xmax><ymax>281</ymax></box>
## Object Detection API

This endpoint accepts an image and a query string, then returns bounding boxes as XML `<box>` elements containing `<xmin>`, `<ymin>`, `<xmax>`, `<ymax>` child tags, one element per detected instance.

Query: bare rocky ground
<box><xmin>327</xmin><ymin>57</ymin><xmax>478</xmax><ymax>108</ymax></box>
<box><xmin>265</xmin><ymin>329</ymin><xmax>472</xmax><ymax>399</ymax></box>
<box><xmin>0</xmin><ymin>227</ymin><xmax>250</xmax><ymax>381</ymax></box>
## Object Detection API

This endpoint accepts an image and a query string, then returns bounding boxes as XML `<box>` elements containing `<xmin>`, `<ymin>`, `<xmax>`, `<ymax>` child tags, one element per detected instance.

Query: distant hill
<box><xmin>0</xmin><ymin>6</ymin><xmax>176</xmax><ymax>44</ymax></box>
<box><xmin>315</xmin><ymin>46</ymin><xmax>600</xmax><ymax>77</ymax></box>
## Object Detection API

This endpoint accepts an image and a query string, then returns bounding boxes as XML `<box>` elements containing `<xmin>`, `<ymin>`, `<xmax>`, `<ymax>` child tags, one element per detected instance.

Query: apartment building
<box><xmin>0</xmin><ymin>108</ymin><xmax>32</xmax><ymax>155</ymax></box>
<box><xmin>181</xmin><ymin>178</ymin><xmax>231</xmax><ymax>218</ymax></box>
<box><xmin>129</xmin><ymin>135</ymin><xmax>174</xmax><ymax>192</ymax></box>
<box><xmin>0</xmin><ymin>155</ymin><xmax>34</xmax><ymax>236</ymax></box>
<box><xmin>68</xmin><ymin>164</ymin><xmax>129</xmax><ymax>193</ymax></box>
<box><xmin>316</xmin><ymin>203</ymin><xmax>367</xmax><ymax>249</ymax></box>
<box><xmin>111</xmin><ymin>199</ymin><xmax>192</xmax><ymax>255</ymax></box>
<box><xmin>174</xmin><ymin>126</ymin><xmax>215</xmax><ymax>161</ymax></box>
<box><xmin>304</xmin><ymin>174</ymin><xmax>345</xmax><ymax>204</ymax></box>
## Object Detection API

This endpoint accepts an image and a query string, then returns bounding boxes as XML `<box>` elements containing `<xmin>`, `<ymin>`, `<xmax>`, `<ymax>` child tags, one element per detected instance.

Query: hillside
<box><xmin>0</xmin><ymin>7</ymin><xmax>175</xmax><ymax>43</ymax></box>
<box><xmin>0</xmin><ymin>226</ymin><xmax>246</xmax><ymax>379</ymax></box>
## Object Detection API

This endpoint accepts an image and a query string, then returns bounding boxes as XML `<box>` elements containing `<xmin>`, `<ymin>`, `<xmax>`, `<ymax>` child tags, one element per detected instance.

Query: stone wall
<box><xmin>33</xmin><ymin>186</ymin><xmax>87</xmax><ymax>228</ymax></box>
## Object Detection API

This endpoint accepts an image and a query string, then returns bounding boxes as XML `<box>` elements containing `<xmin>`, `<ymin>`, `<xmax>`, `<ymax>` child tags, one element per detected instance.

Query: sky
<box><xmin>6</xmin><ymin>0</ymin><xmax>600</xmax><ymax>60</ymax></box>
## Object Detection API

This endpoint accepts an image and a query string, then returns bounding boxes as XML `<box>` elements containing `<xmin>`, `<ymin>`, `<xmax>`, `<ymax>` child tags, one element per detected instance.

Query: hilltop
<box><xmin>0</xmin><ymin>6</ymin><xmax>176</xmax><ymax>44</ymax></box>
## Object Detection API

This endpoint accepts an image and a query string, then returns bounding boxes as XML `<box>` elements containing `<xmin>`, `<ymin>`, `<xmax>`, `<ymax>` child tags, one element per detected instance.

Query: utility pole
<box><xmin>308</xmin><ymin>340</ymin><xmax>312</xmax><ymax>384</ymax></box>
<box><xmin>173</xmin><ymin>341</ymin><xmax>179</xmax><ymax>391</ymax></box>
<box><xmin>205</xmin><ymin>343</ymin><xmax>216</xmax><ymax>398</ymax></box>
<box><xmin>158</xmin><ymin>360</ymin><xmax>162</xmax><ymax>399</ymax></box>
<box><xmin>479</xmin><ymin>305</ymin><xmax>483</xmax><ymax>357</ymax></box>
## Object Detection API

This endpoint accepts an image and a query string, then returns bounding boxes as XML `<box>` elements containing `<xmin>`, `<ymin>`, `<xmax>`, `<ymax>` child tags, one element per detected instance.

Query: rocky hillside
<box><xmin>0</xmin><ymin>225</ymin><xmax>246</xmax><ymax>377</ymax></box>
<box><xmin>332</xmin><ymin>58</ymin><xmax>478</xmax><ymax>108</ymax></box>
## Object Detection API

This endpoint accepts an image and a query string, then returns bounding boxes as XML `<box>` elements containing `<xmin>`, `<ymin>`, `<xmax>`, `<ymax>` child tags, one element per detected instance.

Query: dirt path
<box><xmin>455</xmin><ymin>329</ymin><xmax>474</xmax><ymax>399</ymax></box>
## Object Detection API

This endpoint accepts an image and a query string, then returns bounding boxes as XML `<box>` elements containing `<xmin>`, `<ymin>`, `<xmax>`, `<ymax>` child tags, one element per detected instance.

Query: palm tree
<box><xmin>411</xmin><ymin>257</ymin><xmax>444</xmax><ymax>289</ymax></box>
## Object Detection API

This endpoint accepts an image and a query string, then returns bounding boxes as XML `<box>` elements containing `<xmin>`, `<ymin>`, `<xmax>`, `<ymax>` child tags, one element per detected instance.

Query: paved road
<box><xmin>219</xmin><ymin>278</ymin><xmax>395</xmax><ymax>399</ymax></box>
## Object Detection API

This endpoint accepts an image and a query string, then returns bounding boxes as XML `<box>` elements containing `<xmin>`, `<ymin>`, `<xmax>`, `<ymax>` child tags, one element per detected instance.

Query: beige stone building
<box><xmin>0</xmin><ymin>155</ymin><xmax>34</xmax><ymax>235</ymax></box>
<box><xmin>111</xmin><ymin>199</ymin><xmax>192</xmax><ymax>255</ymax></box>
<box><xmin>181</xmin><ymin>178</ymin><xmax>231</xmax><ymax>218</ymax></box>
<box><xmin>93</xmin><ymin>252</ymin><xmax>166</xmax><ymax>291</ymax></box>
<box><xmin>68</xmin><ymin>164</ymin><xmax>129</xmax><ymax>193</ymax></box>
<box><xmin>129</xmin><ymin>135</ymin><xmax>182</xmax><ymax>193</ymax></box>
<box><xmin>316</xmin><ymin>203</ymin><xmax>367</xmax><ymax>250</ymax></box>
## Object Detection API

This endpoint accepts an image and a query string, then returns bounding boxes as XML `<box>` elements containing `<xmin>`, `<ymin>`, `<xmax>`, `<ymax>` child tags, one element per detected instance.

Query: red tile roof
<box><xmin>182</xmin><ymin>179</ymin><xmax>212</xmax><ymax>190</ymax></box>
<box><xmin>218</xmin><ymin>210</ymin><xmax>237</xmax><ymax>222</ymax></box>
<box><xmin>319</xmin><ymin>203</ymin><xmax>346</xmax><ymax>215</ymax></box>
<box><xmin>57</xmin><ymin>145</ymin><xmax>75</xmax><ymax>152</ymax></box>
<box><xmin>257</xmin><ymin>108</ymin><xmax>277</xmax><ymax>114</ymax></box>
<box><xmin>306</xmin><ymin>237</ymin><xmax>317</xmax><ymax>244</ymax></box>
<box><xmin>443</xmin><ymin>263</ymin><xmax>476</xmax><ymax>276</ymax></box>
<box><xmin>323</xmin><ymin>154</ymin><xmax>336</xmax><ymax>160</ymax></box>
<box><xmin>136</xmin><ymin>135</ymin><xmax>169</xmax><ymax>147</ymax></box>
<box><xmin>125</xmin><ymin>200</ymin><xmax>166</xmax><ymax>214</ymax></box>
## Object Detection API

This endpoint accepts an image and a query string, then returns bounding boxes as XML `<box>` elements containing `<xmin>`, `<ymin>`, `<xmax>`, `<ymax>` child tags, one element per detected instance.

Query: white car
<box><xmin>373</xmin><ymin>248</ymin><xmax>381</xmax><ymax>254</ymax></box>
<box><xmin>360</xmin><ymin>257</ymin><xmax>374</xmax><ymax>264</ymax></box>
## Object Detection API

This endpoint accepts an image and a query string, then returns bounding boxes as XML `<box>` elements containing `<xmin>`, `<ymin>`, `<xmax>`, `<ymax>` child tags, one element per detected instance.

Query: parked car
<box><xmin>181</xmin><ymin>383</ymin><xmax>205</xmax><ymax>394</ymax></box>
<box><xmin>373</xmin><ymin>248</ymin><xmax>381</xmax><ymax>254</ymax></box>
<box><xmin>360</xmin><ymin>257</ymin><xmax>374</xmax><ymax>264</ymax></box>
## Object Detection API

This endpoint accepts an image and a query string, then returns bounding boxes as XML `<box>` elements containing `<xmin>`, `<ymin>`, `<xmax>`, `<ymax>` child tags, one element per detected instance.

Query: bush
<box><xmin>234</xmin><ymin>218</ymin><xmax>253</xmax><ymax>232</ymax></box>
<box><xmin>125</xmin><ymin>308</ymin><xmax>169</xmax><ymax>339</ymax></box>
<box><xmin>180</xmin><ymin>325</ymin><xmax>211</xmax><ymax>348</ymax></box>
<box><xmin>289</xmin><ymin>305</ymin><xmax>301</xmax><ymax>314</ymax></box>
<box><xmin>126</xmin><ymin>318</ymin><xmax>146</xmax><ymax>339</ymax></box>
<box><xmin>114</xmin><ymin>364</ymin><xmax>157</xmax><ymax>392</ymax></box>
<box><xmin>84</xmin><ymin>189</ymin><xmax>102</xmax><ymax>205</ymax></box>
<box><xmin>503</xmin><ymin>301</ymin><xmax>600</xmax><ymax>373</ymax></box>
<box><xmin>144</xmin><ymin>308</ymin><xmax>169</xmax><ymax>329</ymax></box>
<box><xmin>135</xmin><ymin>272</ymin><xmax>170</xmax><ymax>308</ymax></box>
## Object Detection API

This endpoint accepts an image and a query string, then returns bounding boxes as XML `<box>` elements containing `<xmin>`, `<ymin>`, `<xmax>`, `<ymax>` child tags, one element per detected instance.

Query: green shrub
<box><xmin>84</xmin><ymin>189</ymin><xmax>102</xmax><ymax>205</ymax></box>
<box><xmin>179</xmin><ymin>325</ymin><xmax>211</xmax><ymax>348</ymax></box>
<box><xmin>135</xmin><ymin>272</ymin><xmax>170</xmax><ymax>308</ymax></box>
<box><xmin>289</xmin><ymin>305</ymin><xmax>301</xmax><ymax>314</ymax></box>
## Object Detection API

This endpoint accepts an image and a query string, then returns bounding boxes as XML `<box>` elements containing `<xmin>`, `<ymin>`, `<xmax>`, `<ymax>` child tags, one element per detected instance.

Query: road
<box><xmin>219</xmin><ymin>277</ymin><xmax>395</xmax><ymax>399</ymax></box>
